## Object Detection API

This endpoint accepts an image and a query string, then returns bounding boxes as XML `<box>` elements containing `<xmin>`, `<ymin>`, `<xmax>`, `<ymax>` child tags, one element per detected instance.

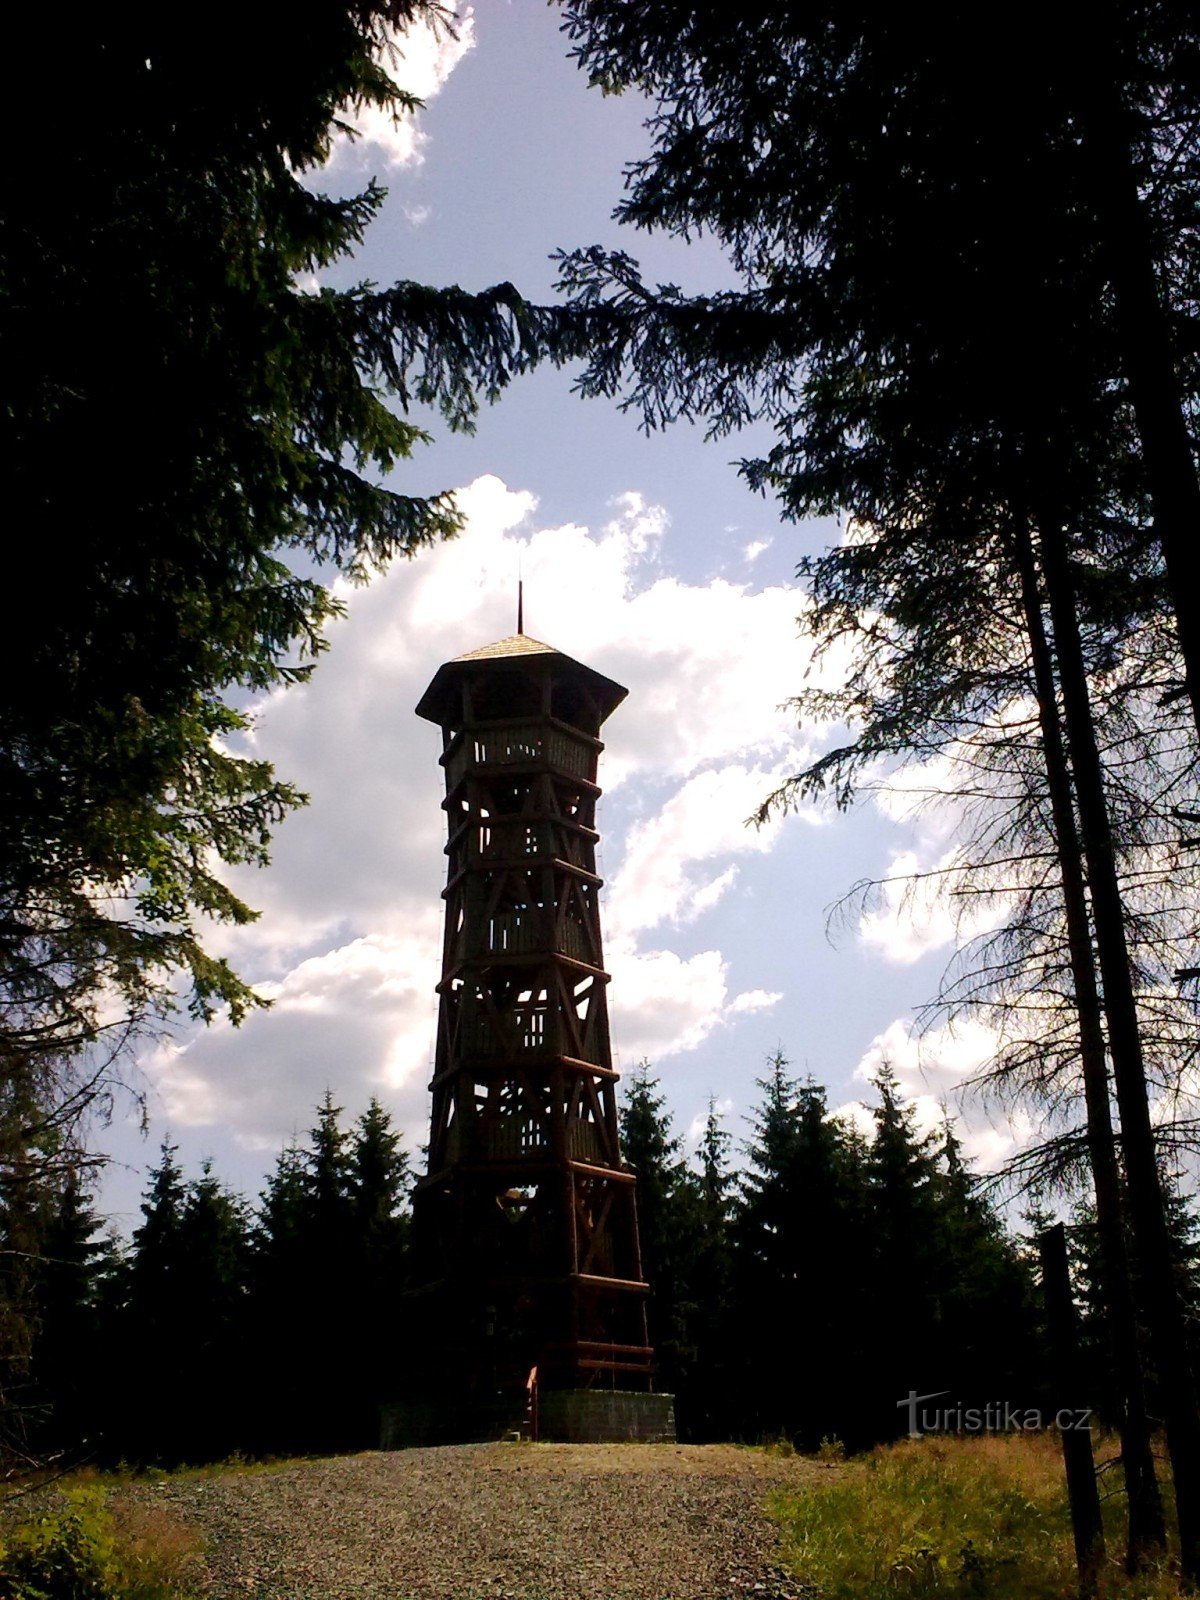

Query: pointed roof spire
<box><xmin>517</xmin><ymin>577</ymin><xmax>524</xmax><ymax>635</ymax></box>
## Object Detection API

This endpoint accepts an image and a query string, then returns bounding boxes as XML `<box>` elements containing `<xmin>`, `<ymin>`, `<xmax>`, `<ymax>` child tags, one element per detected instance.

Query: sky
<box><xmin>95</xmin><ymin>1</ymin><xmax>1027</xmax><ymax>1230</ymax></box>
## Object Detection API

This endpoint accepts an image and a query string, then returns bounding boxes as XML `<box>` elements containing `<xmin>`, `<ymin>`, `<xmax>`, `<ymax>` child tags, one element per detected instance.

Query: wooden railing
<box><xmin>445</xmin><ymin>721</ymin><xmax>597</xmax><ymax>788</ymax></box>
<box><xmin>460</xmin><ymin>1010</ymin><xmax>600</xmax><ymax>1064</ymax></box>
<box><xmin>475</xmin><ymin>820</ymin><xmax>545</xmax><ymax>861</ymax></box>
<box><xmin>449</xmin><ymin>910</ymin><xmax>598</xmax><ymax>966</ymax></box>
<box><xmin>440</xmin><ymin>1117</ymin><xmax>604</xmax><ymax>1164</ymax></box>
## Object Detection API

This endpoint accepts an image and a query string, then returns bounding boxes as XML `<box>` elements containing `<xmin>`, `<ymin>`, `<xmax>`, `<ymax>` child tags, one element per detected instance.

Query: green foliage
<box><xmin>618</xmin><ymin>1053</ymin><xmax>1039</xmax><ymax>1446</ymax></box>
<box><xmin>556</xmin><ymin>32</ymin><xmax>1200</xmax><ymax>1568</ymax></box>
<box><xmin>129</xmin><ymin>1146</ymin><xmax>187</xmax><ymax>1294</ymax></box>
<box><xmin>119</xmin><ymin>1147</ymin><xmax>252</xmax><ymax>1464</ymax></box>
<box><xmin>554</xmin><ymin>4</ymin><xmax>1195</xmax><ymax>587</ymax></box>
<box><xmin>734</xmin><ymin>1056</ymin><xmax>876</xmax><ymax>1443</ymax></box>
<box><xmin>245</xmin><ymin>1093</ymin><xmax>415</xmax><ymax>1456</ymax></box>
<box><xmin>1070</xmin><ymin>1176</ymin><xmax>1200</xmax><ymax>1429</ymax></box>
<box><xmin>353</xmin><ymin>1098</ymin><xmax>412</xmax><ymax>1233</ymax></box>
<box><xmin>770</xmin><ymin>1433</ymin><xmax>1178</xmax><ymax>1600</ymax></box>
<box><xmin>2</xmin><ymin>3</ymin><xmax>582</xmax><ymax>1078</ymax></box>
<box><xmin>0</xmin><ymin>1486</ymin><xmax>199</xmax><ymax>1600</ymax></box>
<box><xmin>618</xmin><ymin>1063</ymin><xmax>695</xmax><ymax>1391</ymax></box>
<box><xmin>0</xmin><ymin>1492</ymin><xmax>113</xmax><ymax>1600</ymax></box>
<box><xmin>29</xmin><ymin>1175</ymin><xmax>117</xmax><ymax>1457</ymax></box>
<box><xmin>552</xmin><ymin>1</ymin><xmax>1200</xmax><ymax>992</ymax></box>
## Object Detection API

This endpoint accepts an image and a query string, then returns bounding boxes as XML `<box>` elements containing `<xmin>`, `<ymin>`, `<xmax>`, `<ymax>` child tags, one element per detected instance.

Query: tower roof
<box><xmin>415</xmin><ymin>631</ymin><xmax>627</xmax><ymax>726</ymax></box>
<box><xmin>452</xmin><ymin>633</ymin><xmax>558</xmax><ymax>663</ymax></box>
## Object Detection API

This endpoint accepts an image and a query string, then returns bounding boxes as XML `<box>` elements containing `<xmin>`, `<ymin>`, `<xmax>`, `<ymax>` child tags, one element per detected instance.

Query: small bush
<box><xmin>0</xmin><ymin>1487</ymin><xmax>201</xmax><ymax>1600</ymax></box>
<box><xmin>0</xmin><ymin>1488</ymin><xmax>114</xmax><ymax>1600</ymax></box>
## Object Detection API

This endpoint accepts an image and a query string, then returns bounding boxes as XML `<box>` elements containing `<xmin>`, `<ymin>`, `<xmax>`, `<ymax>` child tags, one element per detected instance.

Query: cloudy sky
<box><xmin>98</xmin><ymin>3</ymin><xmax>1021</xmax><ymax>1225</ymax></box>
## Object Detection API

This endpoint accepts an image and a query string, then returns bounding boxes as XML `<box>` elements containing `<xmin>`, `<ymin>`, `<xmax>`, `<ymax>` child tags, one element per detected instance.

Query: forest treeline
<box><xmin>7</xmin><ymin>1061</ymin><xmax>1199</xmax><ymax>1465</ymax></box>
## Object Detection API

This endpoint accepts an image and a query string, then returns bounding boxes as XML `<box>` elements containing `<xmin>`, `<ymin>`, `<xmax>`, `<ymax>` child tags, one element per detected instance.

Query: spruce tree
<box><xmin>258</xmin><ymin>1142</ymin><xmax>309</xmax><ymax>1268</ymax></box>
<box><xmin>123</xmin><ymin>1142</ymin><xmax>190</xmax><ymax>1460</ymax></box>
<box><xmin>733</xmin><ymin>1052</ymin><xmax>800</xmax><ymax>1439</ymax></box>
<box><xmin>685</xmin><ymin>1098</ymin><xmax>736</xmax><ymax>1438</ymax></box>
<box><xmin>30</xmin><ymin>1174</ymin><xmax>114</xmax><ymax>1457</ymax></box>
<box><xmin>697</xmin><ymin>1097</ymin><xmax>733</xmax><ymax>1226</ymax></box>
<box><xmin>619</xmin><ymin>1064</ymin><xmax>697</xmax><ymax>1405</ymax></box>
<box><xmin>247</xmin><ymin>1142</ymin><xmax>310</xmax><ymax>1454</ymax></box>
<box><xmin>350</xmin><ymin>1099</ymin><xmax>412</xmax><ymax>1436</ymax></box>
<box><xmin>619</xmin><ymin>1074</ymin><xmax>756</xmax><ymax>1436</ymax></box>
<box><xmin>0</xmin><ymin>1132</ymin><xmax>49</xmax><ymax>1464</ymax></box>
<box><xmin>1074</xmin><ymin>1170</ymin><xmax>1200</xmax><ymax>1438</ymax></box>
<box><xmin>353</xmin><ymin>1098</ymin><xmax>411</xmax><ymax>1234</ymax></box>
<box><xmin>735</xmin><ymin>1054</ymin><xmax>873</xmax><ymax>1444</ymax></box>
<box><xmin>927</xmin><ymin>1114</ymin><xmax>1041</xmax><ymax>1418</ymax></box>
<box><xmin>307</xmin><ymin>1092</ymin><xmax>355</xmax><ymax>1250</ymax></box>
<box><xmin>865</xmin><ymin>1060</ymin><xmax>940</xmax><ymax>1379</ymax></box>
<box><xmin>736</xmin><ymin>1051</ymin><xmax>800</xmax><ymax>1282</ymax></box>
<box><xmin>3</xmin><ymin>2</ymin><xmax>584</xmax><ymax>1090</ymax></box>
<box><xmin>295</xmin><ymin>1093</ymin><xmax>359</xmax><ymax>1450</ymax></box>
<box><xmin>176</xmin><ymin>1164</ymin><xmax>252</xmax><ymax>1460</ymax></box>
<box><xmin>129</xmin><ymin>1141</ymin><xmax>187</xmax><ymax>1307</ymax></box>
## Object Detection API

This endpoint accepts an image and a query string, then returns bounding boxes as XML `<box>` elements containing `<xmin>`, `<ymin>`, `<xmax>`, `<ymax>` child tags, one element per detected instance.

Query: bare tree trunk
<box><xmin>1014</xmin><ymin>523</ymin><xmax>1166</xmax><ymax>1565</ymax></box>
<box><xmin>1041</xmin><ymin>1222</ymin><xmax>1106</xmax><ymax>1598</ymax></box>
<box><xmin>1036</xmin><ymin>517</ymin><xmax>1200</xmax><ymax>1586</ymax></box>
<box><xmin>1073</xmin><ymin>24</ymin><xmax>1200</xmax><ymax>746</ymax></box>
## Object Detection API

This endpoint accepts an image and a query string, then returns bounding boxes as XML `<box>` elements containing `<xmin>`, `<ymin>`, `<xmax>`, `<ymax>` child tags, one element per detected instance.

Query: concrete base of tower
<box><xmin>537</xmin><ymin>1389</ymin><xmax>676</xmax><ymax>1443</ymax></box>
<box><xmin>379</xmin><ymin>1389</ymin><xmax>676</xmax><ymax>1448</ymax></box>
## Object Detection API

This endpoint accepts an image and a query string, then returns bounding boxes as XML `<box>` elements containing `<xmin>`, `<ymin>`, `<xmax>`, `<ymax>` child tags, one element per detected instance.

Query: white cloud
<box><xmin>326</xmin><ymin>8</ymin><xmax>476</xmax><ymax>171</ymax></box>
<box><xmin>831</xmin><ymin>1099</ymin><xmax>876</xmax><ymax>1144</ymax></box>
<box><xmin>743</xmin><ymin>539</ymin><xmax>771</xmax><ymax>563</ymax></box>
<box><xmin>854</xmin><ymin>1014</ymin><xmax>999</xmax><ymax>1097</ymax></box>
<box><xmin>606</xmin><ymin>762</ymin><xmax>810</xmax><ymax>943</ymax></box>
<box><xmin>144</xmin><ymin>476</ymin><xmax>825</xmax><ymax>1149</ymax></box>
<box><xmin>607</xmin><ymin>948</ymin><xmax>778</xmax><ymax>1064</ymax></box>
<box><xmin>845</xmin><ymin>1014</ymin><xmax>1029</xmax><ymax>1172</ymax></box>
<box><xmin>870</xmin><ymin>754</ymin><xmax>966</xmax><ymax>831</ymax></box>
<box><xmin>729</xmin><ymin>989</ymin><xmax>781</xmax><ymax>1015</ymax></box>
<box><xmin>146</xmin><ymin>928</ymin><xmax>441</xmax><ymax>1147</ymax></box>
<box><xmin>857</xmin><ymin>847</ymin><xmax>964</xmax><ymax>965</ymax></box>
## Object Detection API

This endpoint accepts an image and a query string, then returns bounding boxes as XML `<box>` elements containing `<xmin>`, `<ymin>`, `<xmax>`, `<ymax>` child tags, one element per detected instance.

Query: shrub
<box><xmin>0</xmin><ymin>1487</ymin><xmax>200</xmax><ymax>1600</ymax></box>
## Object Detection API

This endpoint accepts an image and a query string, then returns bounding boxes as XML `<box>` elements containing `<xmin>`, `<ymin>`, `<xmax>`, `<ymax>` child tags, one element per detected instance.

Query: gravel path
<box><xmin>124</xmin><ymin>1443</ymin><xmax>828</xmax><ymax>1599</ymax></box>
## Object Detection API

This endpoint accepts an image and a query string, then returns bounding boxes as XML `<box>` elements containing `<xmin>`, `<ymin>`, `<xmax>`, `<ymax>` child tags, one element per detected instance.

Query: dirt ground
<box><xmin>122</xmin><ymin>1442</ymin><xmax>831</xmax><ymax>1599</ymax></box>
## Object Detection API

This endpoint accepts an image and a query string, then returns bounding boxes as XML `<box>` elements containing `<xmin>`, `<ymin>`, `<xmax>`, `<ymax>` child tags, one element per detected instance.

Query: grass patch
<box><xmin>55</xmin><ymin>1451</ymin><xmax>307</xmax><ymax>1490</ymax></box>
<box><xmin>0</xmin><ymin>1484</ymin><xmax>202</xmax><ymax>1600</ymax></box>
<box><xmin>771</xmin><ymin>1431</ymin><xmax>1178</xmax><ymax>1599</ymax></box>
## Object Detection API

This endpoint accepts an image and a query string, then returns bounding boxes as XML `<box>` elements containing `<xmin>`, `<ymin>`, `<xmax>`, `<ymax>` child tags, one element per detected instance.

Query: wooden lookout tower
<box><xmin>406</xmin><ymin>623</ymin><xmax>673</xmax><ymax>1442</ymax></box>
